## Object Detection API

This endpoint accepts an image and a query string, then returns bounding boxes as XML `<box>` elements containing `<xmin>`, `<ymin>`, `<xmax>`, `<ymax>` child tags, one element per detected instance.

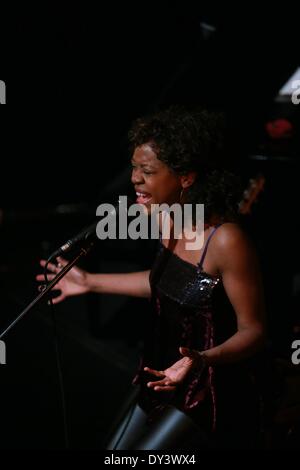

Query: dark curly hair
<box><xmin>128</xmin><ymin>106</ymin><xmax>243</xmax><ymax>223</ymax></box>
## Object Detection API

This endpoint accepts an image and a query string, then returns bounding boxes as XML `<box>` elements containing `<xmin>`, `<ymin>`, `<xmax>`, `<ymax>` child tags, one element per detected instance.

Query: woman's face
<box><xmin>131</xmin><ymin>143</ymin><xmax>182</xmax><ymax>213</ymax></box>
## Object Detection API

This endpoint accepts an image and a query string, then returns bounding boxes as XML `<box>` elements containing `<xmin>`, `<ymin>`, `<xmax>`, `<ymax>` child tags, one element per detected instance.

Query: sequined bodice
<box><xmin>151</xmin><ymin>242</ymin><xmax>220</xmax><ymax>308</ymax></box>
<box><xmin>146</xmin><ymin>240</ymin><xmax>236</xmax><ymax>371</ymax></box>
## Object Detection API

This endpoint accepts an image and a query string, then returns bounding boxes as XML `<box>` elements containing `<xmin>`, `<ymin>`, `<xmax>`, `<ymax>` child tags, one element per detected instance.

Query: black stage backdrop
<box><xmin>0</xmin><ymin>2</ymin><xmax>299</xmax><ymax>449</ymax></box>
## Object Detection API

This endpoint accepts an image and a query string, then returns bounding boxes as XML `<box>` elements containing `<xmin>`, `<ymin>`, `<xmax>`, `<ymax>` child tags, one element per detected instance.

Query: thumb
<box><xmin>179</xmin><ymin>346</ymin><xmax>199</xmax><ymax>359</ymax></box>
<box><xmin>56</xmin><ymin>256</ymin><xmax>67</xmax><ymax>266</ymax></box>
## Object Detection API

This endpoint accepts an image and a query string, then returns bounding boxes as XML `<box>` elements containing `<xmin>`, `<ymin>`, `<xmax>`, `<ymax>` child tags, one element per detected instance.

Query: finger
<box><xmin>51</xmin><ymin>294</ymin><xmax>65</xmax><ymax>304</ymax></box>
<box><xmin>36</xmin><ymin>274</ymin><xmax>56</xmax><ymax>281</ymax></box>
<box><xmin>56</xmin><ymin>257</ymin><xmax>68</xmax><ymax>267</ymax></box>
<box><xmin>147</xmin><ymin>378</ymin><xmax>170</xmax><ymax>388</ymax></box>
<box><xmin>144</xmin><ymin>367</ymin><xmax>165</xmax><ymax>378</ymax></box>
<box><xmin>40</xmin><ymin>260</ymin><xmax>57</xmax><ymax>272</ymax></box>
<box><xmin>153</xmin><ymin>385</ymin><xmax>176</xmax><ymax>392</ymax></box>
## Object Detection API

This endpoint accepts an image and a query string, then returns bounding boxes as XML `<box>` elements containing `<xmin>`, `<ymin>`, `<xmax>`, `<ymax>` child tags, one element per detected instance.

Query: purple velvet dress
<box><xmin>133</xmin><ymin>226</ymin><xmax>261</xmax><ymax>445</ymax></box>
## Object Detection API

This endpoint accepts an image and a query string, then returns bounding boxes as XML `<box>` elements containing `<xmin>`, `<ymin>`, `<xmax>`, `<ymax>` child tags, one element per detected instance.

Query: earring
<box><xmin>179</xmin><ymin>188</ymin><xmax>185</xmax><ymax>203</ymax></box>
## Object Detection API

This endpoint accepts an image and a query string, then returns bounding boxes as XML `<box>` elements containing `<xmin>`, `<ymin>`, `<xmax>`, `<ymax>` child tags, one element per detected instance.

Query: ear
<box><xmin>180</xmin><ymin>171</ymin><xmax>197</xmax><ymax>189</ymax></box>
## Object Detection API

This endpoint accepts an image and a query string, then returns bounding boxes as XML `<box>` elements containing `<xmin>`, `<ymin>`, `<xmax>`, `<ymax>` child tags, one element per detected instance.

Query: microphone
<box><xmin>49</xmin><ymin>220</ymin><xmax>99</xmax><ymax>259</ymax></box>
<box><xmin>48</xmin><ymin>199</ymin><xmax>126</xmax><ymax>260</ymax></box>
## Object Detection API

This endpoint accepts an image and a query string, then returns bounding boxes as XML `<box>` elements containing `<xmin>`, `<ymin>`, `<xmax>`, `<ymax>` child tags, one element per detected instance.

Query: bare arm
<box><xmin>202</xmin><ymin>223</ymin><xmax>266</xmax><ymax>365</ymax></box>
<box><xmin>37</xmin><ymin>258</ymin><xmax>151</xmax><ymax>303</ymax></box>
<box><xmin>86</xmin><ymin>270</ymin><xmax>151</xmax><ymax>298</ymax></box>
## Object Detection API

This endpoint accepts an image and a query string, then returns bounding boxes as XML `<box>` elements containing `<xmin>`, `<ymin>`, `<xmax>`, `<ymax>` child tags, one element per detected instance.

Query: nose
<box><xmin>131</xmin><ymin>167</ymin><xmax>144</xmax><ymax>185</ymax></box>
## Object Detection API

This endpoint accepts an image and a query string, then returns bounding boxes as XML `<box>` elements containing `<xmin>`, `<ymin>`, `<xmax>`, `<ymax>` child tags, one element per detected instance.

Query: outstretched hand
<box><xmin>144</xmin><ymin>347</ymin><xmax>206</xmax><ymax>392</ymax></box>
<box><xmin>36</xmin><ymin>256</ymin><xmax>89</xmax><ymax>304</ymax></box>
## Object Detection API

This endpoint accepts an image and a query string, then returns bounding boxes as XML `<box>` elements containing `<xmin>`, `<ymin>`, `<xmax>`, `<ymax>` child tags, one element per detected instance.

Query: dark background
<box><xmin>0</xmin><ymin>2</ymin><xmax>299</xmax><ymax>449</ymax></box>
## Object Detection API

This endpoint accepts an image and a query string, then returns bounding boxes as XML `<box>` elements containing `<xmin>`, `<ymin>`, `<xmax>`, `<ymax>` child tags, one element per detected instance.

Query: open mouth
<box><xmin>136</xmin><ymin>191</ymin><xmax>152</xmax><ymax>204</ymax></box>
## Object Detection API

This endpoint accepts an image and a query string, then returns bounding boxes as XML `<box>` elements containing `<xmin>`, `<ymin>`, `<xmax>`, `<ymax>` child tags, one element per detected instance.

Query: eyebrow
<box><xmin>131</xmin><ymin>159</ymin><xmax>155</xmax><ymax>168</ymax></box>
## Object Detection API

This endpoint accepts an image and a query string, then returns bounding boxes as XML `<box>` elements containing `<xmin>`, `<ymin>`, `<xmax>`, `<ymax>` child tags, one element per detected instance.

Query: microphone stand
<box><xmin>0</xmin><ymin>242</ymin><xmax>93</xmax><ymax>340</ymax></box>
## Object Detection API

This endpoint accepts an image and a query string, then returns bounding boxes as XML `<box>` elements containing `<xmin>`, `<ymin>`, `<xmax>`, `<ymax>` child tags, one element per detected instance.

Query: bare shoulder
<box><xmin>211</xmin><ymin>223</ymin><xmax>251</xmax><ymax>248</ymax></box>
<box><xmin>209</xmin><ymin>223</ymin><xmax>258</xmax><ymax>271</ymax></box>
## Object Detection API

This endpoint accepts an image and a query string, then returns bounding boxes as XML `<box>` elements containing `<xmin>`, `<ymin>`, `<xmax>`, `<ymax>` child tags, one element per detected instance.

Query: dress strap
<box><xmin>198</xmin><ymin>224</ymin><xmax>223</xmax><ymax>269</ymax></box>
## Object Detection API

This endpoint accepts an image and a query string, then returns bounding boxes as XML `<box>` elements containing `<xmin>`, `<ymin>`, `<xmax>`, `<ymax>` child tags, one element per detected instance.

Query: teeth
<box><xmin>136</xmin><ymin>192</ymin><xmax>150</xmax><ymax>197</ymax></box>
